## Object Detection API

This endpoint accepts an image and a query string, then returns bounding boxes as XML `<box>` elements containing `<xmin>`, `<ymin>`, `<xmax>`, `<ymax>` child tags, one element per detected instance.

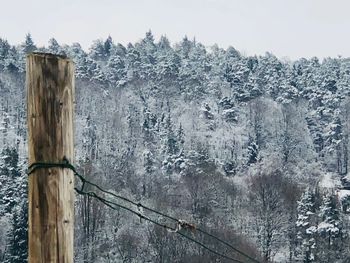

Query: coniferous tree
<box><xmin>164</xmin><ymin>114</ymin><xmax>178</xmax><ymax>156</ymax></box>
<box><xmin>106</xmin><ymin>52</ymin><xmax>126</xmax><ymax>85</ymax></box>
<box><xmin>247</xmin><ymin>138</ymin><xmax>258</xmax><ymax>165</ymax></box>
<box><xmin>103</xmin><ymin>35</ymin><xmax>114</xmax><ymax>58</ymax></box>
<box><xmin>177</xmin><ymin>36</ymin><xmax>193</xmax><ymax>59</ymax></box>
<box><xmin>48</xmin><ymin>38</ymin><xmax>62</xmax><ymax>55</ymax></box>
<box><xmin>317</xmin><ymin>193</ymin><xmax>343</xmax><ymax>262</ymax></box>
<box><xmin>0</xmin><ymin>147</ymin><xmax>22</xmax><ymax>216</ymax></box>
<box><xmin>5</xmin><ymin>202</ymin><xmax>28</xmax><ymax>263</ymax></box>
<box><xmin>125</xmin><ymin>43</ymin><xmax>141</xmax><ymax>81</ymax></box>
<box><xmin>3</xmin><ymin>47</ymin><xmax>19</xmax><ymax>72</ymax></box>
<box><xmin>69</xmin><ymin>43</ymin><xmax>90</xmax><ymax>79</ymax></box>
<box><xmin>22</xmin><ymin>33</ymin><xmax>36</xmax><ymax>54</ymax></box>
<box><xmin>0</xmin><ymin>38</ymin><xmax>10</xmax><ymax>69</ymax></box>
<box><xmin>296</xmin><ymin>188</ymin><xmax>317</xmax><ymax>262</ymax></box>
<box><xmin>90</xmin><ymin>39</ymin><xmax>107</xmax><ymax>61</ymax></box>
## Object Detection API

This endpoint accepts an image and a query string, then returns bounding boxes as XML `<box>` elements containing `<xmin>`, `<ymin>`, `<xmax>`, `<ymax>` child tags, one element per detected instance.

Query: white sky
<box><xmin>0</xmin><ymin>0</ymin><xmax>349</xmax><ymax>59</ymax></box>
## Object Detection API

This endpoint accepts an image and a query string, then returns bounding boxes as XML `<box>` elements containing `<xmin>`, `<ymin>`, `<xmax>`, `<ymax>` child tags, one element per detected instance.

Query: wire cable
<box><xmin>28</xmin><ymin>160</ymin><xmax>261</xmax><ymax>263</ymax></box>
<box><xmin>75</xmin><ymin>187</ymin><xmax>247</xmax><ymax>263</ymax></box>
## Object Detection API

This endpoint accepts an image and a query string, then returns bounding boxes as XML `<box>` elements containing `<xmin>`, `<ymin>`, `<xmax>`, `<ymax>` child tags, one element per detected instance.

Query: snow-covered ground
<box><xmin>319</xmin><ymin>172</ymin><xmax>341</xmax><ymax>189</ymax></box>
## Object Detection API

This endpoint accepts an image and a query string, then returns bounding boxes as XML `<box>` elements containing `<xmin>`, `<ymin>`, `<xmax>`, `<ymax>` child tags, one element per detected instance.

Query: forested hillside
<box><xmin>1</xmin><ymin>32</ymin><xmax>350</xmax><ymax>262</ymax></box>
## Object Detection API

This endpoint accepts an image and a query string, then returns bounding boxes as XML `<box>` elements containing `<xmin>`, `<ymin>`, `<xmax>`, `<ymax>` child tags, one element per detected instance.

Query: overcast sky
<box><xmin>0</xmin><ymin>0</ymin><xmax>349</xmax><ymax>59</ymax></box>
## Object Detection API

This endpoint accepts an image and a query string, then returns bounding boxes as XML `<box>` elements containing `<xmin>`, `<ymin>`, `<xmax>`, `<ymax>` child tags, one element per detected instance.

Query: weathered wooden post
<box><xmin>27</xmin><ymin>53</ymin><xmax>75</xmax><ymax>262</ymax></box>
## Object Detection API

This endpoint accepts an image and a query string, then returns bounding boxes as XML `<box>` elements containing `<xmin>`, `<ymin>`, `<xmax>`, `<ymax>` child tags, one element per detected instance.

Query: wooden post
<box><xmin>27</xmin><ymin>53</ymin><xmax>75</xmax><ymax>262</ymax></box>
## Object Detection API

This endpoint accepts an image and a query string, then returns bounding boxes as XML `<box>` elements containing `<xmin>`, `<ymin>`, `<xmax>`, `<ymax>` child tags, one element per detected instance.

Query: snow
<box><xmin>337</xmin><ymin>189</ymin><xmax>350</xmax><ymax>201</ymax></box>
<box><xmin>222</xmin><ymin>108</ymin><xmax>235</xmax><ymax>114</ymax></box>
<box><xmin>344</xmin><ymin>173</ymin><xmax>350</xmax><ymax>182</ymax></box>
<box><xmin>319</xmin><ymin>172</ymin><xmax>340</xmax><ymax>189</ymax></box>
<box><xmin>1</xmin><ymin>32</ymin><xmax>350</xmax><ymax>263</ymax></box>
<box><xmin>317</xmin><ymin>222</ymin><xmax>339</xmax><ymax>234</ymax></box>
<box><xmin>273</xmin><ymin>249</ymin><xmax>289</xmax><ymax>263</ymax></box>
<box><xmin>306</xmin><ymin>226</ymin><xmax>317</xmax><ymax>234</ymax></box>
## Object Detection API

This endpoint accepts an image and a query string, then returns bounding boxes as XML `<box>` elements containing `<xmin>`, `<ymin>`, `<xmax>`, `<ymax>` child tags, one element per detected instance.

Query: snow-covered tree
<box><xmin>0</xmin><ymin>147</ymin><xmax>23</xmax><ymax>216</ymax></box>
<box><xmin>105</xmin><ymin>52</ymin><xmax>126</xmax><ymax>85</ymax></box>
<box><xmin>296</xmin><ymin>188</ymin><xmax>317</xmax><ymax>262</ymax></box>
<box><xmin>1</xmin><ymin>33</ymin><xmax>350</xmax><ymax>262</ymax></box>
<box><xmin>90</xmin><ymin>39</ymin><xmax>107</xmax><ymax>61</ymax></box>
<box><xmin>5</xmin><ymin>202</ymin><xmax>28</xmax><ymax>263</ymax></box>
<box><xmin>248</xmin><ymin>170</ymin><xmax>287</xmax><ymax>262</ymax></box>
<box><xmin>47</xmin><ymin>38</ymin><xmax>64</xmax><ymax>55</ymax></box>
<box><xmin>21</xmin><ymin>33</ymin><xmax>36</xmax><ymax>54</ymax></box>
<box><xmin>317</xmin><ymin>193</ymin><xmax>344</xmax><ymax>262</ymax></box>
<box><xmin>0</xmin><ymin>38</ymin><xmax>10</xmax><ymax>69</ymax></box>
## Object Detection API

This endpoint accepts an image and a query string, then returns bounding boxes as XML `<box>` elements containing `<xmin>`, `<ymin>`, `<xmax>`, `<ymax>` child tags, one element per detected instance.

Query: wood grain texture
<box><xmin>27</xmin><ymin>53</ymin><xmax>75</xmax><ymax>263</ymax></box>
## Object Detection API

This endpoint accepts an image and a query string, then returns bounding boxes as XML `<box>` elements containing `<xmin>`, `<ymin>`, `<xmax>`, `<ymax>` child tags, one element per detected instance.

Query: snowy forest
<box><xmin>1</xmin><ymin>32</ymin><xmax>350</xmax><ymax>262</ymax></box>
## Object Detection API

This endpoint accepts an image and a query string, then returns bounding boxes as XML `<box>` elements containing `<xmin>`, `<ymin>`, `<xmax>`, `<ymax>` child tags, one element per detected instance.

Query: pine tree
<box><xmin>105</xmin><ymin>52</ymin><xmax>126</xmax><ymax>85</ymax></box>
<box><xmin>155</xmin><ymin>50</ymin><xmax>180</xmax><ymax>82</ymax></box>
<box><xmin>5</xmin><ymin>202</ymin><xmax>28</xmax><ymax>263</ymax></box>
<box><xmin>0</xmin><ymin>146</ymin><xmax>27</xmax><ymax>263</ymax></box>
<box><xmin>0</xmin><ymin>147</ymin><xmax>22</xmax><ymax>216</ymax></box>
<box><xmin>125</xmin><ymin>44</ymin><xmax>141</xmax><ymax>80</ymax></box>
<box><xmin>296</xmin><ymin>188</ymin><xmax>317</xmax><ymax>262</ymax></box>
<box><xmin>164</xmin><ymin>114</ymin><xmax>178</xmax><ymax>156</ymax></box>
<box><xmin>177</xmin><ymin>36</ymin><xmax>193</xmax><ymax>59</ymax></box>
<box><xmin>317</xmin><ymin>193</ymin><xmax>343</xmax><ymax>262</ymax></box>
<box><xmin>161</xmin><ymin>111</ymin><xmax>181</xmax><ymax>175</ymax></box>
<box><xmin>247</xmin><ymin>138</ymin><xmax>258</xmax><ymax>165</ymax></box>
<box><xmin>177</xmin><ymin>123</ymin><xmax>185</xmax><ymax>149</ymax></box>
<box><xmin>137</xmin><ymin>30</ymin><xmax>157</xmax><ymax>79</ymax></box>
<box><xmin>48</xmin><ymin>38</ymin><xmax>63</xmax><ymax>55</ymax></box>
<box><xmin>226</xmin><ymin>46</ymin><xmax>240</xmax><ymax>59</ymax></box>
<box><xmin>142</xmin><ymin>30</ymin><xmax>156</xmax><ymax>57</ymax></box>
<box><xmin>157</xmin><ymin>35</ymin><xmax>171</xmax><ymax>50</ymax></box>
<box><xmin>86</xmin><ymin>57</ymin><xmax>105</xmax><ymax>82</ymax></box>
<box><xmin>90</xmin><ymin>39</ymin><xmax>107</xmax><ymax>61</ymax></box>
<box><xmin>142</xmin><ymin>108</ymin><xmax>157</xmax><ymax>145</ymax></box>
<box><xmin>4</xmin><ymin>47</ymin><xmax>20</xmax><ymax>72</ymax></box>
<box><xmin>0</xmin><ymin>38</ymin><xmax>10</xmax><ymax>69</ymax></box>
<box><xmin>112</xmin><ymin>43</ymin><xmax>127</xmax><ymax>58</ymax></box>
<box><xmin>22</xmin><ymin>33</ymin><xmax>36</xmax><ymax>54</ymax></box>
<box><xmin>68</xmin><ymin>43</ymin><xmax>90</xmax><ymax>79</ymax></box>
<box><xmin>103</xmin><ymin>36</ymin><xmax>114</xmax><ymax>58</ymax></box>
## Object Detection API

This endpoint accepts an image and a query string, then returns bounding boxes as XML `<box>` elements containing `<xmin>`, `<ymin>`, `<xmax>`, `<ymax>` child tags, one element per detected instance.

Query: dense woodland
<box><xmin>1</xmin><ymin>32</ymin><xmax>350</xmax><ymax>262</ymax></box>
